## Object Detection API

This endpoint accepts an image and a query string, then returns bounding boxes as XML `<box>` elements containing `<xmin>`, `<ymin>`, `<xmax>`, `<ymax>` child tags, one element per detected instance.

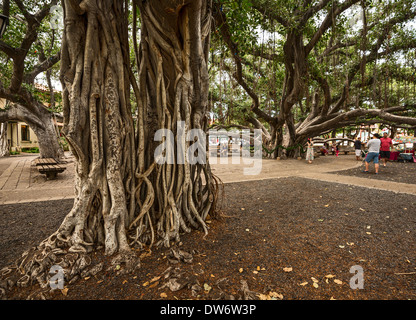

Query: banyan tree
<box><xmin>0</xmin><ymin>0</ymin><xmax>219</xmax><ymax>297</ymax></box>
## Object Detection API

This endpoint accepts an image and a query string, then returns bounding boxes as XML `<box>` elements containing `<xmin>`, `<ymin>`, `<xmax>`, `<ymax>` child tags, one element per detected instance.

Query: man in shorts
<box><xmin>379</xmin><ymin>132</ymin><xmax>393</xmax><ymax>167</ymax></box>
<box><xmin>364</xmin><ymin>133</ymin><xmax>381</xmax><ymax>174</ymax></box>
<box><xmin>354</xmin><ymin>137</ymin><xmax>362</xmax><ymax>161</ymax></box>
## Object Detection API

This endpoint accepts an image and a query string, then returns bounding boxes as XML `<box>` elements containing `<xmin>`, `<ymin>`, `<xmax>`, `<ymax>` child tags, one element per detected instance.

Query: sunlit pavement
<box><xmin>1</xmin><ymin>153</ymin><xmax>415</xmax><ymax>204</ymax></box>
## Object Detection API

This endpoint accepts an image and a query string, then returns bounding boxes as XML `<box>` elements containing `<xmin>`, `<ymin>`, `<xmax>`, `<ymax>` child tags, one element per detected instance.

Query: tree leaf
<box><xmin>61</xmin><ymin>287</ymin><xmax>69</xmax><ymax>296</ymax></box>
<box><xmin>150</xmin><ymin>276</ymin><xmax>161</xmax><ymax>283</ymax></box>
<box><xmin>204</xmin><ymin>283</ymin><xmax>212</xmax><ymax>292</ymax></box>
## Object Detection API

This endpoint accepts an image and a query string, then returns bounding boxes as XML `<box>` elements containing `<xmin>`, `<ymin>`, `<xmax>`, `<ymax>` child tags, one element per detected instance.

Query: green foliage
<box><xmin>21</xmin><ymin>147</ymin><xmax>40</xmax><ymax>153</ymax></box>
<box><xmin>0</xmin><ymin>1</ymin><xmax>62</xmax><ymax>99</ymax></box>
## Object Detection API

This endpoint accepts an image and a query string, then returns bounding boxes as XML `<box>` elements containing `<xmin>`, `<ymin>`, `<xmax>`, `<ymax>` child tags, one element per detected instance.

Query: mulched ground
<box><xmin>1</xmin><ymin>177</ymin><xmax>416</xmax><ymax>300</ymax></box>
<box><xmin>333</xmin><ymin>160</ymin><xmax>416</xmax><ymax>184</ymax></box>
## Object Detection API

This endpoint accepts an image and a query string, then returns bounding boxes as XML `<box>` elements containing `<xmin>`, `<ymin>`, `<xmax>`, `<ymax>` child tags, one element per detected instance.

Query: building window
<box><xmin>21</xmin><ymin>125</ymin><xmax>30</xmax><ymax>141</ymax></box>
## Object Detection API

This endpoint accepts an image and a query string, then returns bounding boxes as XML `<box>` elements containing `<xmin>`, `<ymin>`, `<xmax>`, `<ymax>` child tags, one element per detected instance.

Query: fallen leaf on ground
<box><xmin>299</xmin><ymin>282</ymin><xmax>308</xmax><ymax>286</ymax></box>
<box><xmin>61</xmin><ymin>288</ymin><xmax>69</xmax><ymax>296</ymax></box>
<box><xmin>269</xmin><ymin>292</ymin><xmax>283</xmax><ymax>300</ymax></box>
<box><xmin>313</xmin><ymin>282</ymin><xmax>319</xmax><ymax>288</ymax></box>
<box><xmin>325</xmin><ymin>274</ymin><xmax>336</xmax><ymax>278</ymax></box>
<box><xmin>239</xmin><ymin>268</ymin><xmax>243</xmax><ymax>273</ymax></box>
<box><xmin>122</xmin><ymin>280</ymin><xmax>128</xmax><ymax>284</ymax></box>
<box><xmin>334</xmin><ymin>279</ymin><xmax>343</xmax><ymax>285</ymax></box>
<box><xmin>204</xmin><ymin>283</ymin><xmax>212</xmax><ymax>292</ymax></box>
<box><xmin>311</xmin><ymin>277</ymin><xmax>319</xmax><ymax>283</ymax></box>
<box><xmin>253</xmin><ymin>270</ymin><xmax>259</xmax><ymax>274</ymax></box>
<box><xmin>283</xmin><ymin>267</ymin><xmax>293</xmax><ymax>272</ymax></box>
<box><xmin>160</xmin><ymin>293</ymin><xmax>167</xmax><ymax>298</ymax></box>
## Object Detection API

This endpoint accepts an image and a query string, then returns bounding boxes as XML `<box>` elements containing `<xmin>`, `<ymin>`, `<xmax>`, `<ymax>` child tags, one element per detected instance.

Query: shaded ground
<box><xmin>1</xmin><ymin>177</ymin><xmax>416</xmax><ymax>300</ymax></box>
<box><xmin>334</xmin><ymin>160</ymin><xmax>416</xmax><ymax>185</ymax></box>
<box><xmin>0</xmin><ymin>199</ymin><xmax>74</xmax><ymax>270</ymax></box>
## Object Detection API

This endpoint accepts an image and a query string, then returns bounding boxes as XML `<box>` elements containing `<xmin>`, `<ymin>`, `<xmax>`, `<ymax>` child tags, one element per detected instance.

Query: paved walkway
<box><xmin>0</xmin><ymin>153</ymin><xmax>75</xmax><ymax>205</ymax></box>
<box><xmin>210</xmin><ymin>155</ymin><xmax>416</xmax><ymax>196</ymax></box>
<box><xmin>0</xmin><ymin>153</ymin><xmax>415</xmax><ymax>205</ymax></box>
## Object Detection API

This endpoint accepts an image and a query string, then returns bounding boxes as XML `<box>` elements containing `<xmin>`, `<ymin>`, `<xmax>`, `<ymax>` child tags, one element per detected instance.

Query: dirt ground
<box><xmin>1</xmin><ymin>175</ymin><xmax>416</xmax><ymax>300</ymax></box>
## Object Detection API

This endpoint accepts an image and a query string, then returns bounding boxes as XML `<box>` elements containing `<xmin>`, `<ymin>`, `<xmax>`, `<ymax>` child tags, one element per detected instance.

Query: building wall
<box><xmin>1</xmin><ymin>98</ymin><xmax>39</xmax><ymax>151</ymax></box>
<box><xmin>6</xmin><ymin>122</ymin><xmax>39</xmax><ymax>152</ymax></box>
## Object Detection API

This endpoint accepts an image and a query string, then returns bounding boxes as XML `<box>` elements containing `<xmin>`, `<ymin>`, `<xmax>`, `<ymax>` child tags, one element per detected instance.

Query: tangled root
<box><xmin>0</xmin><ymin>231</ymin><xmax>117</xmax><ymax>299</ymax></box>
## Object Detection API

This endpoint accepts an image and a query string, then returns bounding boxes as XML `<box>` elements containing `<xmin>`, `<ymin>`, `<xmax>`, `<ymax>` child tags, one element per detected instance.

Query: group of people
<box><xmin>355</xmin><ymin>132</ymin><xmax>393</xmax><ymax>174</ymax></box>
<box><xmin>304</xmin><ymin>132</ymin><xmax>393</xmax><ymax>170</ymax></box>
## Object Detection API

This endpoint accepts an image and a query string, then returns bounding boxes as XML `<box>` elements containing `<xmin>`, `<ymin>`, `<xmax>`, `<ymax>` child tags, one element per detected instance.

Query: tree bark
<box><xmin>0</xmin><ymin>122</ymin><xmax>9</xmax><ymax>157</ymax></box>
<box><xmin>134</xmin><ymin>0</ymin><xmax>218</xmax><ymax>247</ymax></box>
<box><xmin>0</xmin><ymin>0</ymin><xmax>218</xmax><ymax>296</ymax></box>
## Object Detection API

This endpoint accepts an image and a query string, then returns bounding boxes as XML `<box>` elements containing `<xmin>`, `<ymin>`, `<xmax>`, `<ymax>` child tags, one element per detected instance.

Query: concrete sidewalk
<box><xmin>0</xmin><ymin>153</ymin><xmax>415</xmax><ymax>205</ymax></box>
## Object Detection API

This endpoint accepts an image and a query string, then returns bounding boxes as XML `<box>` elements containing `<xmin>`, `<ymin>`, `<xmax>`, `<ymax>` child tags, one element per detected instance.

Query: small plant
<box><xmin>21</xmin><ymin>147</ymin><xmax>40</xmax><ymax>153</ymax></box>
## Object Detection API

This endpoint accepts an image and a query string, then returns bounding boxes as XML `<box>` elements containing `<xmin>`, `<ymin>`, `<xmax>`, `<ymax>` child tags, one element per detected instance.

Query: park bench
<box><xmin>34</xmin><ymin>158</ymin><xmax>66</xmax><ymax>180</ymax></box>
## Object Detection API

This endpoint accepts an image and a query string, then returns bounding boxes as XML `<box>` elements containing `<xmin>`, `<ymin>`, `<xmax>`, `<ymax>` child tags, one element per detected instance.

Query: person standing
<box><xmin>379</xmin><ymin>132</ymin><xmax>393</xmax><ymax>167</ymax></box>
<box><xmin>306</xmin><ymin>138</ymin><xmax>314</xmax><ymax>164</ymax></box>
<box><xmin>363</xmin><ymin>133</ymin><xmax>381</xmax><ymax>174</ymax></box>
<box><xmin>332</xmin><ymin>142</ymin><xmax>339</xmax><ymax>157</ymax></box>
<box><xmin>354</xmin><ymin>137</ymin><xmax>362</xmax><ymax>161</ymax></box>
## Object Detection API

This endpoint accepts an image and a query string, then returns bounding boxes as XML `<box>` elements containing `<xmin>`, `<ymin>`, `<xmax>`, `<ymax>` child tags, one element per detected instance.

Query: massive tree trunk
<box><xmin>134</xmin><ymin>0</ymin><xmax>218</xmax><ymax>247</ymax></box>
<box><xmin>30</xmin><ymin>105</ymin><xmax>64</xmax><ymax>160</ymax></box>
<box><xmin>58</xmin><ymin>0</ymin><xmax>135</xmax><ymax>256</ymax></box>
<box><xmin>0</xmin><ymin>0</ymin><xmax>137</xmax><ymax>295</ymax></box>
<box><xmin>0</xmin><ymin>0</ymin><xmax>218</xmax><ymax>297</ymax></box>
